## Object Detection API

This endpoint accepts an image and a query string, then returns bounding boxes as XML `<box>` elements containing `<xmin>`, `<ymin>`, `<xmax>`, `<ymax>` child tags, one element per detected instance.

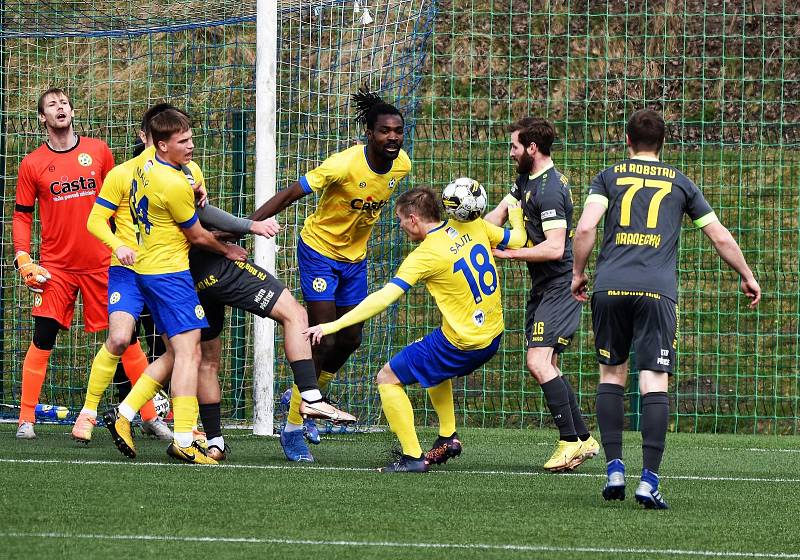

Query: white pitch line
<box><xmin>0</xmin><ymin>531</ymin><xmax>798</xmax><ymax>558</ymax></box>
<box><xmin>1</xmin><ymin>457</ymin><xmax>799</xmax><ymax>484</ymax></box>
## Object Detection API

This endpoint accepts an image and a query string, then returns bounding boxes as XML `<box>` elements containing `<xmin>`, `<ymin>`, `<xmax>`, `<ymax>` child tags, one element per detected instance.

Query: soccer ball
<box><xmin>152</xmin><ymin>390</ymin><xmax>171</xmax><ymax>419</ymax></box>
<box><xmin>442</xmin><ymin>177</ymin><xmax>488</xmax><ymax>221</ymax></box>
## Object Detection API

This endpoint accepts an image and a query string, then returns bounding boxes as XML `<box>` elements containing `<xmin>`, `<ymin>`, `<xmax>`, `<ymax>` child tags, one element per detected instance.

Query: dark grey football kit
<box><xmin>510</xmin><ymin>165</ymin><xmax>581</xmax><ymax>353</ymax></box>
<box><xmin>587</xmin><ymin>157</ymin><xmax>716</xmax><ymax>374</ymax></box>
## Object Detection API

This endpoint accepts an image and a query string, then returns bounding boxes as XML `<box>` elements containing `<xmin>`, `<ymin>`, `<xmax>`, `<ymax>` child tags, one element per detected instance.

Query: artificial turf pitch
<box><xmin>1</xmin><ymin>423</ymin><xmax>798</xmax><ymax>559</ymax></box>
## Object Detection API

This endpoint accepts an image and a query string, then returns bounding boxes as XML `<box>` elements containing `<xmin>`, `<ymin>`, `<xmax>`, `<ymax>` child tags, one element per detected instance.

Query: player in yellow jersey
<box><xmin>103</xmin><ymin>109</ymin><xmax>246</xmax><ymax>465</ymax></box>
<box><xmin>72</xmin><ymin>104</ymin><xmax>178</xmax><ymax>444</ymax></box>
<box><xmin>252</xmin><ymin>86</ymin><xmax>411</xmax><ymax>461</ymax></box>
<box><xmin>303</xmin><ymin>187</ymin><xmax>526</xmax><ymax>472</ymax></box>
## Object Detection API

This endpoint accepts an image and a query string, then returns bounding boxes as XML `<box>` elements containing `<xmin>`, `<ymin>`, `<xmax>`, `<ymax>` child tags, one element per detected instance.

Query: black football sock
<box><xmin>290</xmin><ymin>359</ymin><xmax>318</xmax><ymax>393</ymax></box>
<box><xmin>641</xmin><ymin>391</ymin><xmax>669</xmax><ymax>473</ymax></box>
<box><xmin>561</xmin><ymin>376</ymin><xmax>590</xmax><ymax>440</ymax></box>
<box><xmin>596</xmin><ymin>383</ymin><xmax>625</xmax><ymax>461</ymax></box>
<box><xmin>541</xmin><ymin>377</ymin><xmax>577</xmax><ymax>441</ymax></box>
<box><xmin>199</xmin><ymin>402</ymin><xmax>222</xmax><ymax>440</ymax></box>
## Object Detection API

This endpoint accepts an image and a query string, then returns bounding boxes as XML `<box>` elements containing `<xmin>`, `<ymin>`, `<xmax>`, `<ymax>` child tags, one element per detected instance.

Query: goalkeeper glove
<box><xmin>14</xmin><ymin>251</ymin><xmax>50</xmax><ymax>293</ymax></box>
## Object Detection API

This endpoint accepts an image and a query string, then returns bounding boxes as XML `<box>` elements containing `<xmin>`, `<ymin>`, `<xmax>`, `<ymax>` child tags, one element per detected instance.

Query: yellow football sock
<box><xmin>427</xmin><ymin>379</ymin><xmax>457</xmax><ymax>437</ymax></box>
<box><xmin>173</xmin><ymin>395</ymin><xmax>199</xmax><ymax>447</ymax></box>
<box><xmin>287</xmin><ymin>383</ymin><xmax>304</xmax><ymax>425</ymax></box>
<box><xmin>287</xmin><ymin>370</ymin><xmax>336</xmax><ymax>425</ymax></box>
<box><xmin>378</xmin><ymin>383</ymin><xmax>422</xmax><ymax>458</ymax></box>
<box><xmin>318</xmin><ymin>370</ymin><xmax>335</xmax><ymax>390</ymax></box>
<box><xmin>120</xmin><ymin>374</ymin><xmax>163</xmax><ymax>417</ymax></box>
<box><xmin>83</xmin><ymin>344</ymin><xmax>121</xmax><ymax>413</ymax></box>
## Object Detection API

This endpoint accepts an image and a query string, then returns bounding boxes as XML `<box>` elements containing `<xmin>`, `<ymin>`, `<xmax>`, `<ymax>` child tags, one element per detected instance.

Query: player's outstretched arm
<box><xmin>302</xmin><ymin>283</ymin><xmax>405</xmax><ymax>345</ymax></box>
<box><xmin>181</xmin><ymin>221</ymin><xmax>247</xmax><ymax>262</ymax></box>
<box><xmin>701</xmin><ymin>221</ymin><xmax>762</xmax><ymax>308</ymax></box>
<box><xmin>248</xmin><ymin>182</ymin><xmax>308</xmax><ymax>222</ymax></box>
<box><xmin>571</xmin><ymin>201</ymin><xmax>606</xmax><ymax>302</ymax></box>
<box><xmin>484</xmin><ymin>194</ymin><xmax>516</xmax><ymax>227</ymax></box>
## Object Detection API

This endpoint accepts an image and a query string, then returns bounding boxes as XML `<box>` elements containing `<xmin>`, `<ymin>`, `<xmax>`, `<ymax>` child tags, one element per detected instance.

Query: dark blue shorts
<box><xmin>107</xmin><ymin>266</ymin><xmax>144</xmax><ymax>320</ymax></box>
<box><xmin>390</xmin><ymin>328</ymin><xmax>502</xmax><ymax>388</ymax></box>
<box><xmin>136</xmin><ymin>270</ymin><xmax>208</xmax><ymax>339</ymax></box>
<box><xmin>297</xmin><ymin>237</ymin><xmax>368</xmax><ymax>306</ymax></box>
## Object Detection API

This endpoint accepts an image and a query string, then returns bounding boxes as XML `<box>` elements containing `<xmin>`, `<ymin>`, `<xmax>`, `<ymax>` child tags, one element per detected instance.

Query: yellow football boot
<box><xmin>543</xmin><ymin>439</ymin><xmax>583</xmax><ymax>472</ymax></box>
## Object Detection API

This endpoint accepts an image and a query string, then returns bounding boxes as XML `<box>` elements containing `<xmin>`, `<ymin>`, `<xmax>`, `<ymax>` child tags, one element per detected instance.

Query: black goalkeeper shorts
<box><xmin>190</xmin><ymin>251</ymin><xmax>286</xmax><ymax>341</ymax></box>
<box><xmin>590</xmin><ymin>290</ymin><xmax>677</xmax><ymax>374</ymax></box>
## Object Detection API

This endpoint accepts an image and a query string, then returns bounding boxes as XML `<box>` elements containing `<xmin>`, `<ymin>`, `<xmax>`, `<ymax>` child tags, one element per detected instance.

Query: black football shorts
<box><xmin>590</xmin><ymin>290</ymin><xmax>677</xmax><ymax>374</ymax></box>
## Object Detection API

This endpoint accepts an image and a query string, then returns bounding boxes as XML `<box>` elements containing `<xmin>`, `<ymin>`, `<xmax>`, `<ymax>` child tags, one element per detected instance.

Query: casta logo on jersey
<box><xmin>350</xmin><ymin>196</ymin><xmax>387</xmax><ymax>212</ymax></box>
<box><xmin>49</xmin><ymin>175</ymin><xmax>97</xmax><ymax>195</ymax></box>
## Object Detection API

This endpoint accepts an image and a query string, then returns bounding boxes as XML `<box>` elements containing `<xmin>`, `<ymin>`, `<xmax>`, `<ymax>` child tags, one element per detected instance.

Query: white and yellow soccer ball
<box><xmin>442</xmin><ymin>177</ymin><xmax>488</xmax><ymax>222</ymax></box>
<box><xmin>152</xmin><ymin>390</ymin><xmax>171</xmax><ymax>419</ymax></box>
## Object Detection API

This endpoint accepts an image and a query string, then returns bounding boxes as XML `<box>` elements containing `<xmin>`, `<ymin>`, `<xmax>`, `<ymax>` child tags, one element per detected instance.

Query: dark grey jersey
<box><xmin>509</xmin><ymin>165</ymin><xmax>574</xmax><ymax>289</ymax></box>
<box><xmin>588</xmin><ymin>157</ymin><xmax>717</xmax><ymax>301</ymax></box>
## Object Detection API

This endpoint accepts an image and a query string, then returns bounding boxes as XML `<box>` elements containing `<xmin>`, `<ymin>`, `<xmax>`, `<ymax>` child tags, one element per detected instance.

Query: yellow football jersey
<box><xmin>299</xmin><ymin>145</ymin><xmax>411</xmax><ymax>263</ymax></box>
<box><xmin>392</xmin><ymin>218</ymin><xmax>514</xmax><ymax>350</ymax></box>
<box><xmin>130</xmin><ymin>155</ymin><xmax>203</xmax><ymax>275</ymax></box>
<box><xmin>90</xmin><ymin>146</ymin><xmax>156</xmax><ymax>268</ymax></box>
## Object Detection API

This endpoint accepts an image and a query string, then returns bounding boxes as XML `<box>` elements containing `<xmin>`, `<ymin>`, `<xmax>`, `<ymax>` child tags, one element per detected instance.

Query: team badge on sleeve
<box><xmin>109</xmin><ymin>292</ymin><xmax>121</xmax><ymax>305</ymax></box>
<box><xmin>77</xmin><ymin>153</ymin><xmax>93</xmax><ymax>167</ymax></box>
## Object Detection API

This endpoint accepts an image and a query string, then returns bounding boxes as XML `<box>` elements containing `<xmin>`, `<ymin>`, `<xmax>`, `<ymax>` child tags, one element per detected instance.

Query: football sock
<box><xmin>173</xmin><ymin>395</ymin><xmax>199</xmax><ymax>447</ymax></box>
<box><xmin>19</xmin><ymin>343</ymin><xmax>51</xmax><ymax>423</ymax></box>
<box><xmin>378</xmin><ymin>383</ymin><xmax>423</xmax><ymax>458</ymax></box>
<box><xmin>596</xmin><ymin>383</ymin><xmax>625</xmax><ymax>461</ymax></box>
<box><xmin>318</xmin><ymin>370</ymin><xmax>335</xmax><ymax>390</ymax></box>
<box><xmin>121</xmin><ymin>341</ymin><xmax>158</xmax><ymax>421</ymax></box>
<box><xmin>641</xmin><ymin>391</ymin><xmax>669</xmax><ymax>473</ymax></box>
<box><xmin>426</xmin><ymin>379</ymin><xmax>456</xmax><ymax>437</ymax></box>
<box><xmin>541</xmin><ymin>377</ymin><xmax>577</xmax><ymax>441</ymax></box>
<box><xmin>208</xmin><ymin>436</ymin><xmax>225</xmax><ymax>450</ymax></box>
<box><xmin>119</xmin><ymin>374</ymin><xmax>163</xmax><ymax>422</ymax></box>
<box><xmin>290</xmin><ymin>359</ymin><xmax>319</xmax><ymax>400</ymax></box>
<box><xmin>286</xmin><ymin>384</ymin><xmax>304</xmax><ymax>425</ymax></box>
<box><xmin>83</xmin><ymin>344</ymin><xmax>121</xmax><ymax>414</ymax></box>
<box><xmin>561</xmin><ymin>376</ymin><xmax>590</xmax><ymax>440</ymax></box>
<box><xmin>199</xmin><ymin>402</ymin><xmax>222</xmax><ymax>440</ymax></box>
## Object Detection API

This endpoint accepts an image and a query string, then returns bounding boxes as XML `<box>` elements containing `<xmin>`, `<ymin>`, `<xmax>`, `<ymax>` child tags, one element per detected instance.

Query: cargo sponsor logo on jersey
<box><xmin>77</xmin><ymin>153</ymin><xmax>93</xmax><ymax>167</ymax></box>
<box><xmin>350</xmin><ymin>196</ymin><xmax>387</xmax><ymax>212</ymax></box>
<box><xmin>49</xmin><ymin>176</ymin><xmax>98</xmax><ymax>196</ymax></box>
<box><xmin>541</xmin><ymin>209</ymin><xmax>557</xmax><ymax>219</ymax></box>
<box><xmin>312</xmin><ymin>277</ymin><xmax>327</xmax><ymax>293</ymax></box>
<box><xmin>657</xmin><ymin>348</ymin><xmax>671</xmax><ymax>367</ymax></box>
<box><xmin>195</xmin><ymin>305</ymin><xmax>205</xmax><ymax>319</ymax></box>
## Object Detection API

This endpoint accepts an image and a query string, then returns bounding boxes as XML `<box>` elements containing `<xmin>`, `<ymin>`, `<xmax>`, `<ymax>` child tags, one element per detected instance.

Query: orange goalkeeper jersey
<box><xmin>13</xmin><ymin>137</ymin><xmax>114</xmax><ymax>272</ymax></box>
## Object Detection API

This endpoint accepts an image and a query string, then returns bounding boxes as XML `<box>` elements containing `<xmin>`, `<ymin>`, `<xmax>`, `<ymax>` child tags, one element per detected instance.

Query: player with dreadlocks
<box><xmin>251</xmin><ymin>85</ymin><xmax>411</xmax><ymax>462</ymax></box>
